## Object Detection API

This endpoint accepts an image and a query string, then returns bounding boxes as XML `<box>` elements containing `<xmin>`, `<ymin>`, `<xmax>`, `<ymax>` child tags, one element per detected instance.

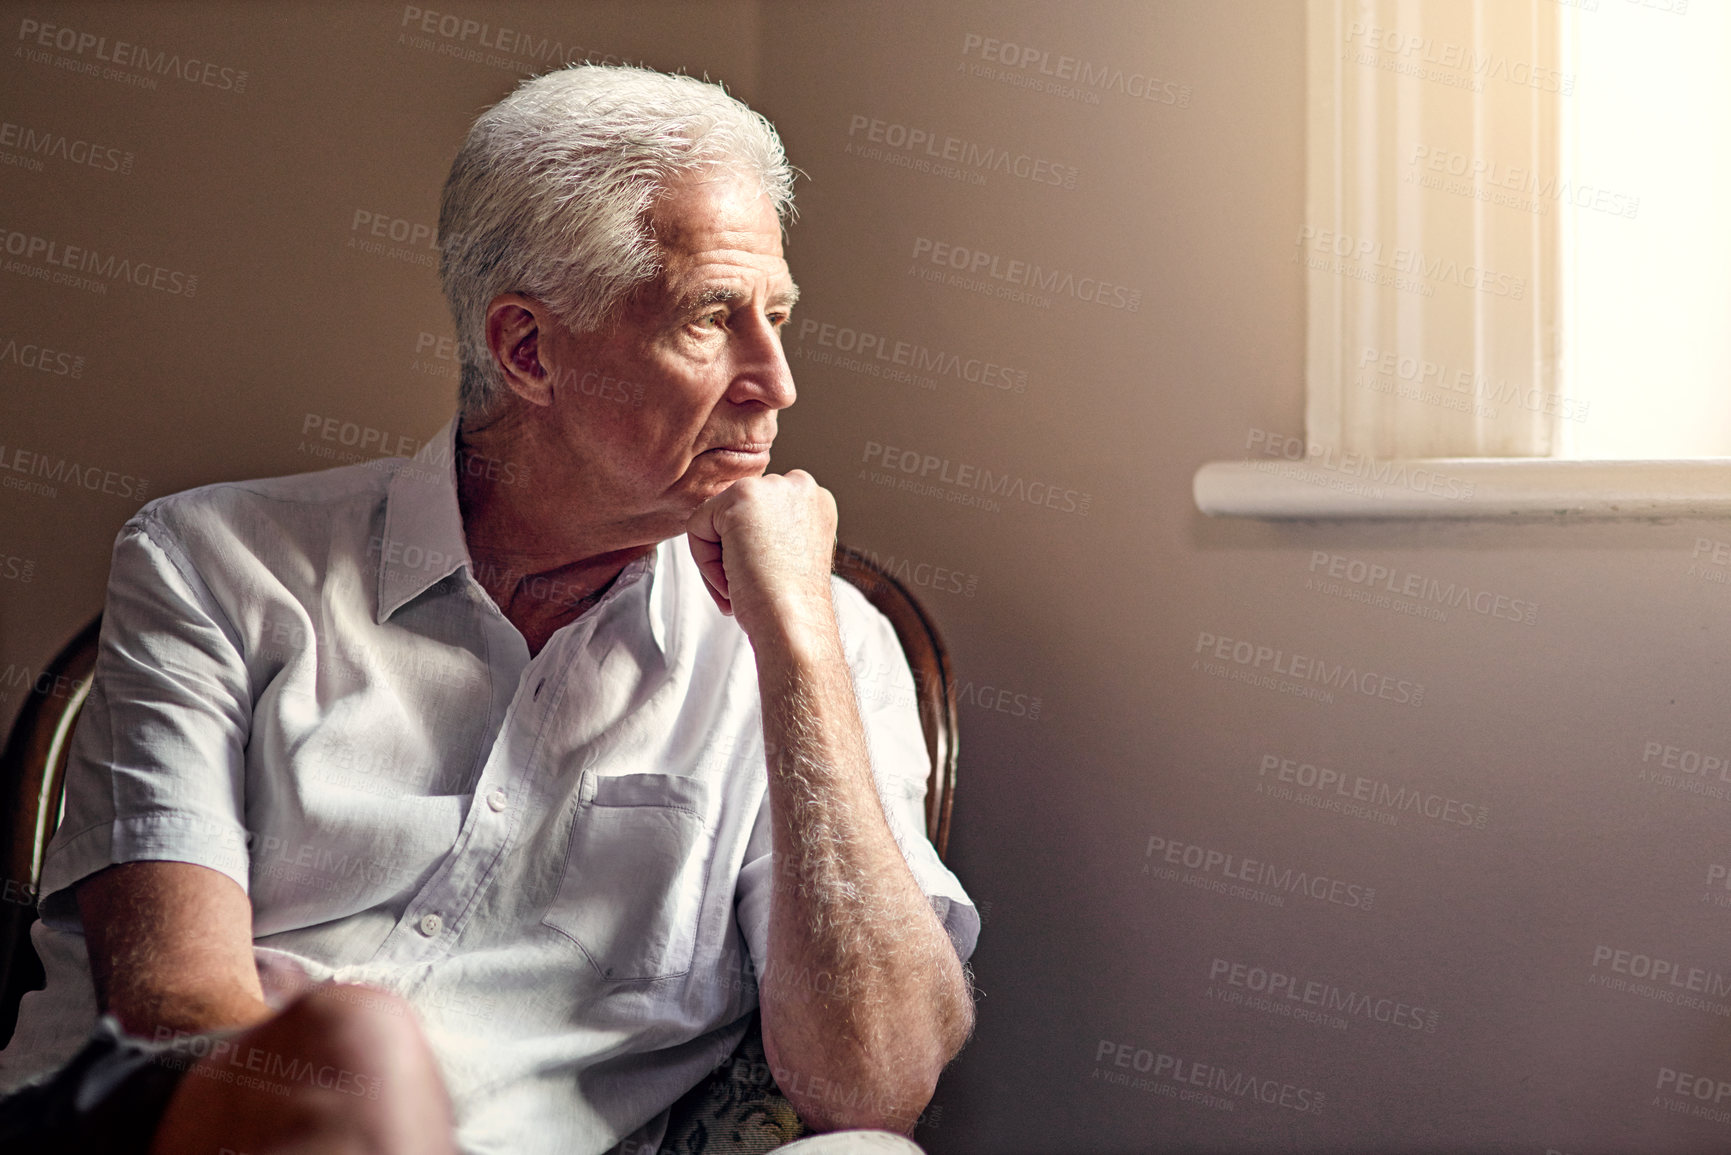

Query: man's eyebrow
<box><xmin>691</xmin><ymin>287</ymin><xmax>741</xmax><ymax>309</ymax></box>
<box><xmin>683</xmin><ymin>283</ymin><xmax>801</xmax><ymax>311</ymax></box>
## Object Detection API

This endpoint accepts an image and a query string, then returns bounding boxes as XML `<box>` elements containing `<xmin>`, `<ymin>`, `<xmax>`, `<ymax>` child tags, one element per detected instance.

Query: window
<box><xmin>1195</xmin><ymin>0</ymin><xmax>1731</xmax><ymax>517</ymax></box>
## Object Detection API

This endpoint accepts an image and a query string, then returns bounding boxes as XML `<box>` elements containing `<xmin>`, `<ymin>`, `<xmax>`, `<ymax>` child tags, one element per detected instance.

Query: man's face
<box><xmin>537</xmin><ymin>172</ymin><xmax>798</xmax><ymax>533</ymax></box>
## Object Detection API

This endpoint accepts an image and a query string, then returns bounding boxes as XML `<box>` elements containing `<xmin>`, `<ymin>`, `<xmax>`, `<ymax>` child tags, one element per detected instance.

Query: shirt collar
<box><xmin>376</xmin><ymin>418</ymin><xmax>471</xmax><ymax>624</ymax></box>
<box><xmin>374</xmin><ymin>417</ymin><xmax>671</xmax><ymax>658</ymax></box>
<box><xmin>647</xmin><ymin>537</ymin><xmax>676</xmax><ymax>656</ymax></box>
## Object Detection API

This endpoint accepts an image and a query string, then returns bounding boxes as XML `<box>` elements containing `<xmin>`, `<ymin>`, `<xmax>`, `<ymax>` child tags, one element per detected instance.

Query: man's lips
<box><xmin>703</xmin><ymin>442</ymin><xmax>774</xmax><ymax>456</ymax></box>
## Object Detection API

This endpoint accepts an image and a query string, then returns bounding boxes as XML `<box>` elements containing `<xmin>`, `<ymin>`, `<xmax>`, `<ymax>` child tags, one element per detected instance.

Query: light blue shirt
<box><xmin>0</xmin><ymin>423</ymin><xmax>977</xmax><ymax>1155</ymax></box>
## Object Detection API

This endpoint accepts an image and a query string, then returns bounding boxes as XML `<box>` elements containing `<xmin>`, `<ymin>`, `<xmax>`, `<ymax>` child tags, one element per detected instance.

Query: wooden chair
<box><xmin>0</xmin><ymin>545</ymin><xmax>960</xmax><ymax>1150</ymax></box>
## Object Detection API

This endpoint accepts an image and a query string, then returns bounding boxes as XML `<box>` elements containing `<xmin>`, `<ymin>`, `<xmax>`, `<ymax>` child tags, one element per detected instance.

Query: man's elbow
<box><xmin>802</xmin><ymin>994</ymin><xmax>975</xmax><ymax>1134</ymax></box>
<box><xmin>928</xmin><ymin>957</ymin><xmax>977</xmax><ymax>1071</ymax></box>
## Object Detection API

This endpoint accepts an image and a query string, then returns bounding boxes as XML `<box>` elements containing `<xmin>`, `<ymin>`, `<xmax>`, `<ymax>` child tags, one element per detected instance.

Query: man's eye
<box><xmin>696</xmin><ymin>312</ymin><xmax>727</xmax><ymax>330</ymax></box>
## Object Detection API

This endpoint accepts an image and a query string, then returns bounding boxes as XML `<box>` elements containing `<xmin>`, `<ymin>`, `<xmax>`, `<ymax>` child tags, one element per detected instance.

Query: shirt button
<box><xmin>419</xmin><ymin>913</ymin><xmax>443</xmax><ymax>937</ymax></box>
<box><xmin>487</xmin><ymin>788</ymin><xmax>508</xmax><ymax>812</ymax></box>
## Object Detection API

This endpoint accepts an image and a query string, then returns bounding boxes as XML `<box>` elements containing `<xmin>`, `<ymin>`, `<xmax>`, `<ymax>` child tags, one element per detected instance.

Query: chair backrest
<box><xmin>0</xmin><ymin>615</ymin><xmax>101</xmax><ymax>1046</ymax></box>
<box><xmin>832</xmin><ymin>542</ymin><xmax>959</xmax><ymax>859</ymax></box>
<box><xmin>0</xmin><ymin>540</ymin><xmax>960</xmax><ymax>1049</ymax></box>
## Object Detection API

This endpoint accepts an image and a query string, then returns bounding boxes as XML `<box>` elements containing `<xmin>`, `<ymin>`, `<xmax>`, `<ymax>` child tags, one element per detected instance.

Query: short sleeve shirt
<box><xmin>0</xmin><ymin>423</ymin><xmax>978</xmax><ymax>1155</ymax></box>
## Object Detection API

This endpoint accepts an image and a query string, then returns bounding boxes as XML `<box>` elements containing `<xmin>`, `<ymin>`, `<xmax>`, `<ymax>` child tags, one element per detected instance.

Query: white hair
<box><xmin>437</xmin><ymin>64</ymin><xmax>796</xmax><ymax>417</ymax></box>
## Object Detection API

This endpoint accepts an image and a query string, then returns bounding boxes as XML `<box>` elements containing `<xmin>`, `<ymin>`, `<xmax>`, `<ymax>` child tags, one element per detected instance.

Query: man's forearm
<box><xmin>78</xmin><ymin>860</ymin><xmax>275</xmax><ymax>1037</ymax></box>
<box><xmin>753</xmin><ymin>612</ymin><xmax>974</xmax><ymax>1132</ymax></box>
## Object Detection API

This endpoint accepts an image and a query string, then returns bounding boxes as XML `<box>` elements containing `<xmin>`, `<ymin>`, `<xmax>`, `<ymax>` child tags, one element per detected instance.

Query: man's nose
<box><xmin>728</xmin><ymin>318</ymin><xmax>797</xmax><ymax>410</ymax></box>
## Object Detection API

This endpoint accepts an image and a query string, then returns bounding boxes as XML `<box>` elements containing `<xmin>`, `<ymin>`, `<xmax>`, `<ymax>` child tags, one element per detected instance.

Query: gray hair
<box><xmin>438</xmin><ymin>64</ymin><xmax>796</xmax><ymax>417</ymax></box>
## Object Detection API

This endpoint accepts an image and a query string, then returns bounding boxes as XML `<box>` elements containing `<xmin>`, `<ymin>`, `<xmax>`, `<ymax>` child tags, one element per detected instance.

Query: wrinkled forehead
<box><xmin>641</xmin><ymin>175</ymin><xmax>795</xmax><ymax>310</ymax></box>
<box><xmin>646</xmin><ymin>169</ymin><xmax>784</xmax><ymax>253</ymax></box>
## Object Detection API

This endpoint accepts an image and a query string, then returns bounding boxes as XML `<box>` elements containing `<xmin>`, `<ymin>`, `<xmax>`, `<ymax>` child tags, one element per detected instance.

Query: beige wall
<box><xmin>4</xmin><ymin>4</ymin><xmax>1726</xmax><ymax>1152</ymax></box>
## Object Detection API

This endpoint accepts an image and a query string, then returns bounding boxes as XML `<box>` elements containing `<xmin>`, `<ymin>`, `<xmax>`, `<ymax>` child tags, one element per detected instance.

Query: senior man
<box><xmin>0</xmin><ymin>65</ymin><xmax>977</xmax><ymax>1154</ymax></box>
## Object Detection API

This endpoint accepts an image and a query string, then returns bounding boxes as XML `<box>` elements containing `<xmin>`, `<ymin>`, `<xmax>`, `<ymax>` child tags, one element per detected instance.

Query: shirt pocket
<box><xmin>542</xmin><ymin>770</ymin><xmax>715</xmax><ymax>981</ymax></box>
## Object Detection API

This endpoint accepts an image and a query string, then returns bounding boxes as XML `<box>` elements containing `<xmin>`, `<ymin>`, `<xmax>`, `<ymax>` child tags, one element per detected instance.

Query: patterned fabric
<box><xmin>662</xmin><ymin>1014</ymin><xmax>807</xmax><ymax>1155</ymax></box>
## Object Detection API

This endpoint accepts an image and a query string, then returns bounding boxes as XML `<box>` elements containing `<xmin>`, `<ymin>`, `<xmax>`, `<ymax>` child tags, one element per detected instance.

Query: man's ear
<box><xmin>484</xmin><ymin>293</ymin><xmax>557</xmax><ymax>408</ymax></box>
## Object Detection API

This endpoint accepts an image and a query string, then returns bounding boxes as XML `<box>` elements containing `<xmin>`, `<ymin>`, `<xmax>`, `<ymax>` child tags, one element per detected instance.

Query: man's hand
<box><xmin>685</xmin><ymin>470</ymin><xmax>838</xmax><ymax>641</ymax></box>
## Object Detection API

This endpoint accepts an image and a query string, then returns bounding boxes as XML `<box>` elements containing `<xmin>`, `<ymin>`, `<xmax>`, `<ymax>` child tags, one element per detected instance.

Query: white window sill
<box><xmin>1193</xmin><ymin>458</ymin><xmax>1731</xmax><ymax>519</ymax></box>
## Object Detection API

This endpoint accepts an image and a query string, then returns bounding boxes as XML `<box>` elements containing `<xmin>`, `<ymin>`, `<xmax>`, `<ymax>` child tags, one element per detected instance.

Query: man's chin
<box><xmin>665</xmin><ymin>450</ymin><xmax>773</xmax><ymax>514</ymax></box>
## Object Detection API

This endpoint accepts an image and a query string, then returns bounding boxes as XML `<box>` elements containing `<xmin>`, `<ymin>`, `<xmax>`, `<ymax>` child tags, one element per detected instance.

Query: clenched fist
<box><xmin>686</xmin><ymin>470</ymin><xmax>839</xmax><ymax>644</ymax></box>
